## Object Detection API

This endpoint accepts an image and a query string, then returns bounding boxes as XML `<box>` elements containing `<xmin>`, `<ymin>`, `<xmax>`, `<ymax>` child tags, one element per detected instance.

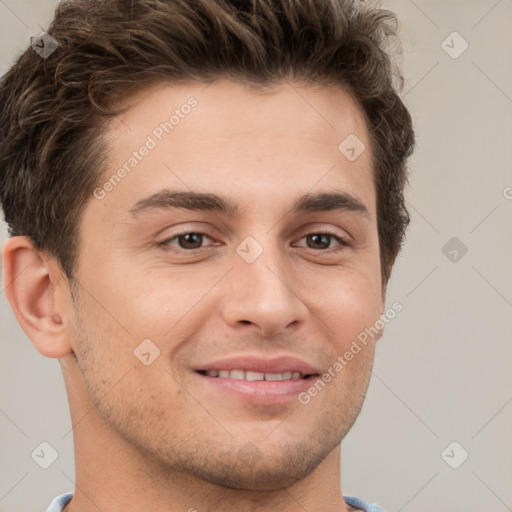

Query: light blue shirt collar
<box><xmin>46</xmin><ymin>492</ymin><xmax>384</xmax><ymax>511</ymax></box>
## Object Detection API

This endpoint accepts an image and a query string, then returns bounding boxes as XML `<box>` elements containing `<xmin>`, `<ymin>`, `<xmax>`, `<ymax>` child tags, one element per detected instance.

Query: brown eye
<box><xmin>307</xmin><ymin>234</ymin><xmax>332</xmax><ymax>249</ymax></box>
<box><xmin>160</xmin><ymin>232</ymin><xmax>216</xmax><ymax>251</ymax></box>
<box><xmin>295</xmin><ymin>233</ymin><xmax>348</xmax><ymax>251</ymax></box>
<box><xmin>176</xmin><ymin>233</ymin><xmax>204</xmax><ymax>249</ymax></box>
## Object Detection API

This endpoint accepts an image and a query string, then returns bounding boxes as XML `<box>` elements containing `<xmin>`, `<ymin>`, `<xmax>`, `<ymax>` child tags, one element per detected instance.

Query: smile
<box><xmin>198</xmin><ymin>370</ymin><xmax>311</xmax><ymax>381</ymax></box>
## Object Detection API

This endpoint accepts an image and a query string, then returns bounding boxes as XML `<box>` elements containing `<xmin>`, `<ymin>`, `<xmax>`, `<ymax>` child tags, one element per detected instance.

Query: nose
<box><xmin>219</xmin><ymin>241</ymin><xmax>309</xmax><ymax>336</ymax></box>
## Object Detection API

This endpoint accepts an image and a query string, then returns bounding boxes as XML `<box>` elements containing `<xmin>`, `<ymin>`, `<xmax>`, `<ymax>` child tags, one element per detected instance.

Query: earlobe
<box><xmin>2</xmin><ymin>236</ymin><xmax>74</xmax><ymax>358</ymax></box>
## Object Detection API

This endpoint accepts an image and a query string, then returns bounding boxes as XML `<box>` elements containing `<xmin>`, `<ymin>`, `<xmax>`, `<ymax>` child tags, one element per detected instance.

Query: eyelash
<box><xmin>158</xmin><ymin>231</ymin><xmax>350</xmax><ymax>254</ymax></box>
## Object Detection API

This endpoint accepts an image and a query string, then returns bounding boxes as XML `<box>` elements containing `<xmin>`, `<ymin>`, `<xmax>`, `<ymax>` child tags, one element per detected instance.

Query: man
<box><xmin>0</xmin><ymin>0</ymin><xmax>414</xmax><ymax>510</ymax></box>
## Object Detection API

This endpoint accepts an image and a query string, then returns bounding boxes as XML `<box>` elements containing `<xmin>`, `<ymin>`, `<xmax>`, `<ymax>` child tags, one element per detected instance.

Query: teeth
<box><xmin>246</xmin><ymin>371</ymin><xmax>265</xmax><ymax>381</ymax></box>
<box><xmin>203</xmin><ymin>370</ymin><xmax>305</xmax><ymax>380</ymax></box>
<box><xmin>264</xmin><ymin>372</ymin><xmax>283</xmax><ymax>381</ymax></box>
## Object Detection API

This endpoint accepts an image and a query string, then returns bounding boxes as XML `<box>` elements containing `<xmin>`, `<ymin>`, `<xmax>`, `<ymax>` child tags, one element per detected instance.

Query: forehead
<box><xmin>107</xmin><ymin>79</ymin><xmax>369</xmax><ymax>147</ymax></box>
<box><xmin>94</xmin><ymin>79</ymin><xmax>375</xmax><ymax>219</ymax></box>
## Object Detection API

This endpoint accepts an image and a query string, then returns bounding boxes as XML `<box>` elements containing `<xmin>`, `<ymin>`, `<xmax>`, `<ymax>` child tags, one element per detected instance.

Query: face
<box><xmin>68</xmin><ymin>79</ymin><xmax>384</xmax><ymax>490</ymax></box>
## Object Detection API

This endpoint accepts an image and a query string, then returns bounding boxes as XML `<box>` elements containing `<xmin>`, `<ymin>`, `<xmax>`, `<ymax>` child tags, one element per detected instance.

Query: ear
<box><xmin>2</xmin><ymin>236</ymin><xmax>74</xmax><ymax>358</ymax></box>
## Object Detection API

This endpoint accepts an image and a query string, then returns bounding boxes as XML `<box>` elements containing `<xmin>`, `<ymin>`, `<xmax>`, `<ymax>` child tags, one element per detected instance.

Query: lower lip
<box><xmin>195</xmin><ymin>372</ymin><xmax>318</xmax><ymax>403</ymax></box>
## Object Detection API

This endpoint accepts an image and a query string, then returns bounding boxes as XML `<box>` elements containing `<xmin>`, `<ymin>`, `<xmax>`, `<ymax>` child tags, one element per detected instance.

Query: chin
<box><xmin>178</xmin><ymin>440</ymin><xmax>332</xmax><ymax>491</ymax></box>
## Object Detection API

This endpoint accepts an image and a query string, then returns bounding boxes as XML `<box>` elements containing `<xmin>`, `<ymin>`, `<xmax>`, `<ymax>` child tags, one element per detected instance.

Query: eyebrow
<box><xmin>128</xmin><ymin>189</ymin><xmax>370</xmax><ymax>220</ymax></box>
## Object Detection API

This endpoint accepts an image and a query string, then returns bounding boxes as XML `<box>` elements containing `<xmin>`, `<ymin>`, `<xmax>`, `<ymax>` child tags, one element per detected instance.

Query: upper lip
<box><xmin>195</xmin><ymin>355</ymin><xmax>321</xmax><ymax>376</ymax></box>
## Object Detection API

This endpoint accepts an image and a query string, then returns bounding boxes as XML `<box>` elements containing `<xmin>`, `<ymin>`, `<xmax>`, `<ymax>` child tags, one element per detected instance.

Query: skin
<box><xmin>3</xmin><ymin>79</ymin><xmax>388</xmax><ymax>512</ymax></box>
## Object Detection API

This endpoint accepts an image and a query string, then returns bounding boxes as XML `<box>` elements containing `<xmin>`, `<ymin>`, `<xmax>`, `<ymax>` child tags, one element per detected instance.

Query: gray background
<box><xmin>1</xmin><ymin>1</ymin><xmax>511</xmax><ymax>511</ymax></box>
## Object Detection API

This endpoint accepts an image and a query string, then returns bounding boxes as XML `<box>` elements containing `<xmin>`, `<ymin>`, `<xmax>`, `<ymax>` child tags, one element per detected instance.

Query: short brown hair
<box><xmin>0</xmin><ymin>0</ymin><xmax>414</xmax><ymax>285</ymax></box>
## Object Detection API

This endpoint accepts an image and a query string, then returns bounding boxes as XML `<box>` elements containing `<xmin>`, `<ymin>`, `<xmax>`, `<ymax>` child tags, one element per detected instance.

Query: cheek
<box><xmin>309</xmin><ymin>266</ymin><xmax>382</xmax><ymax>341</ymax></box>
<box><xmin>70</xmin><ymin>298</ymin><xmax>182</xmax><ymax>416</ymax></box>
<box><xmin>77</xmin><ymin>256</ymin><xmax>195</xmax><ymax>339</ymax></box>
<box><xmin>115</xmin><ymin>269</ymin><xmax>218</xmax><ymax>339</ymax></box>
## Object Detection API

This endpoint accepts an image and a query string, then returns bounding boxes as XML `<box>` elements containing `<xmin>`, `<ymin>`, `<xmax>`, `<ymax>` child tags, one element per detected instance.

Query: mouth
<box><xmin>193</xmin><ymin>356</ymin><xmax>321</xmax><ymax>403</ymax></box>
<box><xmin>196</xmin><ymin>369</ymin><xmax>315</xmax><ymax>381</ymax></box>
